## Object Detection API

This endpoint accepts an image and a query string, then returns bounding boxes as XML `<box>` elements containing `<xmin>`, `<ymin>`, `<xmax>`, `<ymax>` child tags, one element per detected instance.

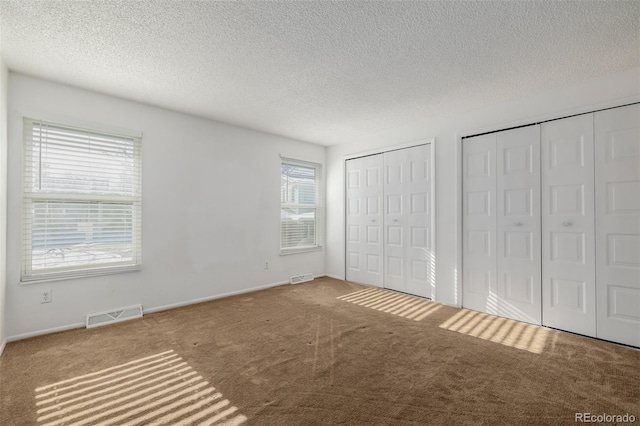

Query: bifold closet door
<box><xmin>462</xmin><ymin>126</ymin><xmax>541</xmax><ymax>324</ymax></box>
<box><xmin>384</xmin><ymin>144</ymin><xmax>432</xmax><ymax>298</ymax></box>
<box><xmin>595</xmin><ymin>104</ymin><xmax>640</xmax><ymax>347</ymax></box>
<box><xmin>541</xmin><ymin>114</ymin><xmax>596</xmax><ymax>337</ymax></box>
<box><xmin>346</xmin><ymin>154</ymin><xmax>384</xmax><ymax>287</ymax></box>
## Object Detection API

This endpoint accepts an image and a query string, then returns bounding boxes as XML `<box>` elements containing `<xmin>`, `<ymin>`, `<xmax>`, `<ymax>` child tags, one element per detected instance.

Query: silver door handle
<box><xmin>371</xmin><ymin>219</ymin><xmax>376</xmax><ymax>222</ymax></box>
<box><xmin>514</xmin><ymin>222</ymin><xmax>523</xmax><ymax>227</ymax></box>
<box><xmin>393</xmin><ymin>219</ymin><xmax>399</xmax><ymax>222</ymax></box>
<box><xmin>562</xmin><ymin>222</ymin><xmax>572</xmax><ymax>227</ymax></box>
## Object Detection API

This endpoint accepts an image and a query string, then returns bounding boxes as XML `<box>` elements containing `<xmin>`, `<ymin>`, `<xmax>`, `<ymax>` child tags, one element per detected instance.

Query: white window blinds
<box><xmin>280</xmin><ymin>158</ymin><xmax>322</xmax><ymax>253</ymax></box>
<box><xmin>22</xmin><ymin>118</ymin><xmax>142</xmax><ymax>281</ymax></box>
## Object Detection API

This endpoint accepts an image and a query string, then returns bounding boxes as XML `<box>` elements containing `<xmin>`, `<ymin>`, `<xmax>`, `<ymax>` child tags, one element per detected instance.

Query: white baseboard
<box><xmin>6</xmin><ymin>280</ymin><xmax>291</xmax><ymax>343</ymax></box>
<box><xmin>325</xmin><ymin>274</ymin><xmax>345</xmax><ymax>281</ymax></box>
<box><xmin>0</xmin><ymin>339</ymin><xmax>6</xmax><ymax>357</ymax></box>
<box><xmin>143</xmin><ymin>280</ymin><xmax>289</xmax><ymax>315</ymax></box>
<box><xmin>7</xmin><ymin>322</ymin><xmax>85</xmax><ymax>343</ymax></box>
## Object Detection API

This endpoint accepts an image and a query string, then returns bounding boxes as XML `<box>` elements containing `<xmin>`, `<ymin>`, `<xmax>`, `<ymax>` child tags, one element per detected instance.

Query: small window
<box><xmin>21</xmin><ymin>118</ymin><xmax>142</xmax><ymax>282</ymax></box>
<box><xmin>280</xmin><ymin>158</ymin><xmax>322</xmax><ymax>254</ymax></box>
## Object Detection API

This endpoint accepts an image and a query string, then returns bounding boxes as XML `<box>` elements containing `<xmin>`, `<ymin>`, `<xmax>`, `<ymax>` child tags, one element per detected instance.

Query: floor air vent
<box><xmin>86</xmin><ymin>304</ymin><xmax>143</xmax><ymax>328</ymax></box>
<box><xmin>290</xmin><ymin>273</ymin><xmax>314</xmax><ymax>284</ymax></box>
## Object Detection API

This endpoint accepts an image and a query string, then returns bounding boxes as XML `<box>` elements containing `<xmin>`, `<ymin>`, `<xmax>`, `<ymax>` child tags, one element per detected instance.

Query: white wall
<box><xmin>326</xmin><ymin>67</ymin><xmax>640</xmax><ymax>307</ymax></box>
<box><xmin>0</xmin><ymin>58</ymin><xmax>8</xmax><ymax>355</ymax></box>
<box><xmin>6</xmin><ymin>73</ymin><xmax>326</xmax><ymax>340</ymax></box>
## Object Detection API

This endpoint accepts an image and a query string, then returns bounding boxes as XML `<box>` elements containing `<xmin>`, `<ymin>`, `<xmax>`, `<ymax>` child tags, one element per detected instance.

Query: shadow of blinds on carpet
<box><xmin>338</xmin><ymin>288</ymin><xmax>442</xmax><ymax>321</ymax></box>
<box><xmin>439</xmin><ymin>310</ymin><xmax>551</xmax><ymax>354</ymax></box>
<box><xmin>34</xmin><ymin>350</ymin><xmax>247</xmax><ymax>426</ymax></box>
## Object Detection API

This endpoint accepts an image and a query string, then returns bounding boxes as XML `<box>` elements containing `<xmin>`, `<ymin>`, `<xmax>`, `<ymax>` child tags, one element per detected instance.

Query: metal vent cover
<box><xmin>290</xmin><ymin>273</ymin><xmax>314</xmax><ymax>284</ymax></box>
<box><xmin>86</xmin><ymin>304</ymin><xmax>143</xmax><ymax>328</ymax></box>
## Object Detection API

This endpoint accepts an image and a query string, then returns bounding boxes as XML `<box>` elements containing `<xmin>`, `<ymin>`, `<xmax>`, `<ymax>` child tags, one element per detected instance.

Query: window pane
<box><xmin>27</xmin><ymin>123</ymin><xmax>139</xmax><ymax>197</ymax></box>
<box><xmin>29</xmin><ymin>200</ymin><xmax>135</xmax><ymax>271</ymax></box>
<box><xmin>281</xmin><ymin>208</ymin><xmax>316</xmax><ymax>248</ymax></box>
<box><xmin>281</xmin><ymin>163</ymin><xmax>316</xmax><ymax>205</ymax></box>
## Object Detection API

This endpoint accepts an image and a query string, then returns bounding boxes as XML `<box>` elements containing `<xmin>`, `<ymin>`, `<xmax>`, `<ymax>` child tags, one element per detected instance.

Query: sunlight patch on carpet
<box><xmin>34</xmin><ymin>350</ymin><xmax>247</xmax><ymax>426</ymax></box>
<box><xmin>337</xmin><ymin>288</ymin><xmax>441</xmax><ymax>320</ymax></box>
<box><xmin>439</xmin><ymin>310</ymin><xmax>551</xmax><ymax>354</ymax></box>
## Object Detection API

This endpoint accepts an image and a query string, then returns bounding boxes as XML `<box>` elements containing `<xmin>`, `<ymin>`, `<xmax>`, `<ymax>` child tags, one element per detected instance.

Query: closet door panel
<box><xmin>496</xmin><ymin>126</ymin><xmax>542</xmax><ymax>324</ymax></box>
<box><xmin>462</xmin><ymin>134</ymin><xmax>498</xmax><ymax>315</ymax></box>
<box><xmin>542</xmin><ymin>114</ymin><xmax>596</xmax><ymax>336</ymax></box>
<box><xmin>405</xmin><ymin>144</ymin><xmax>432</xmax><ymax>298</ymax></box>
<box><xmin>384</xmin><ymin>149</ymin><xmax>408</xmax><ymax>292</ymax></box>
<box><xmin>346</xmin><ymin>155</ymin><xmax>384</xmax><ymax>287</ymax></box>
<box><xmin>383</xmin><ymin>145</ymin><xmax>431</xmax><ymax>296</ymax></box>
<box><xmin>595</xmin><ymin>104</ymin><xmax>640</xmax><ymax>347</ymax></box>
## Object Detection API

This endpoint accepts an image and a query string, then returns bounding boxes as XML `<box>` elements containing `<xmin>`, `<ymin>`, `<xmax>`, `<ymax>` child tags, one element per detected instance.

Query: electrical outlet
<box><xmin>41</xmin><ymin>289</ymin><xmax>52</xmax><ymax>304</ymax></box>
<box><xmin>264</xmin><ymin>261</ymin><xmax>269</xmax><ymax>269</ymax></box>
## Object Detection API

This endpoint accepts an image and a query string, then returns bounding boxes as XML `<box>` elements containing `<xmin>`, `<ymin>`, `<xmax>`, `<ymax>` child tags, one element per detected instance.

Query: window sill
<box><xmin>280</xmin><ymin>246</ymin><xmax>323</xmax><ymax>256</ymax></box>
<box><xmin>21</xmin><ymin>265</ymin><xmax>142</xmax><ymax>284</ymax></box>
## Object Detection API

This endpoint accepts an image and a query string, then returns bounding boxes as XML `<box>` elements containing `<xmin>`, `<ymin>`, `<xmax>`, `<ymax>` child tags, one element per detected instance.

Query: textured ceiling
<box><xmin>1</xmin><ymin>1</ymin><xmax>638</xmax><ymax>146</ymax></box>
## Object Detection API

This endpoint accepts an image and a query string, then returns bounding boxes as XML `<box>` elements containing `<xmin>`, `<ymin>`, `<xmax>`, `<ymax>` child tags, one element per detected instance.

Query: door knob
<box><xmin>393</xmin><ymin>219</ymin><xmax>399</xmax><ymax>222</ymax></box>
<box><xmin>514</xmin><ymin>222</ymin><xmax>523</xmax><ymax>227</ymax></box>
<box><xmin>562</xmin><ymin>222</ymin><xmax>572</xmax><ymax>227</ymax></box>
<box><xmin>371</xmin><ymin>219</ymin><xmax>376</xmax><ymax>223</ymax></box>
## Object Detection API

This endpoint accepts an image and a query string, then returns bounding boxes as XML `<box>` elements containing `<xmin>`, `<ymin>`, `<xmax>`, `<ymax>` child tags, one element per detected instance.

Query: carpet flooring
<box><xmin>1</xmin><ymin>277</ymin><xmax>638</xmax><ymax>425</ymax></box>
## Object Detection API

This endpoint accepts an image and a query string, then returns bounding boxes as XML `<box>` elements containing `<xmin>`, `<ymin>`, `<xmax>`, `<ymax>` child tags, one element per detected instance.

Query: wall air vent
<box><xmin>290</xmin><ymin>273</ymin><xmax>314</xmax><ymax>284</ymax></box>
<box><xmin>86</xmin><ymin>304</ymin><xmax>143</xmax><ymax>328</ymax></box>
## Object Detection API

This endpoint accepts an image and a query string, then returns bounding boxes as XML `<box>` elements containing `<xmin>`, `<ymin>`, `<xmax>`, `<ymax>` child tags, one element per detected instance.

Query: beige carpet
<box><xmin>1</xmin><ymin>277</ymin><xmax>638</xmax><ymax>425</ymax></box>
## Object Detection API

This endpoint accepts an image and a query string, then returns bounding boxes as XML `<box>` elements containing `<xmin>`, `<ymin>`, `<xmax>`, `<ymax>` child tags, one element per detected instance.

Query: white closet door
<box><xmin>496</xmin><ymin>126</ymin><xmax>542</xmax><ymax>324</ymax></box>
<box><xmin>595</xmin><ymin>104</ymin><xmax>640</xmax><ymax>347</ymax></box>
<box><xmin>462</xmin><ymin>134</ymin><xmax>498</xmax><ymax>315</ymax></box>
<box><xmin>346</xmin><ymin>155</ymin><xmax>384</xmax><ymax>287</ymax></box>
<box><xmin>541</xmin><ymin>114</ymin><xmax>596</xmax><ymax>336</ymax></box>
<box><xmin>383</xmin><ymin>145</ymin><xmax>431</xmax><ymax>297</ymax></box>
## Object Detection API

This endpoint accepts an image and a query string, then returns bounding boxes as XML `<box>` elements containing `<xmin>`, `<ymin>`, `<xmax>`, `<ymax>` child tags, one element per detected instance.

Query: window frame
<box><xmin>280</xmin><ymin>157</ymin><xmax>323</xmax><ymax>255</ymax></box>
<box><xmin>21</xmin><ymin>118</ymin><xmax>143</xmax><ymax>283</ymax></box>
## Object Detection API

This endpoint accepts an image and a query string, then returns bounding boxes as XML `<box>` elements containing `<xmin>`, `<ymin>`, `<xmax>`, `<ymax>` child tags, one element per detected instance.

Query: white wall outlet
<box><xmin>41</xmin><ymin>289</ymin><xmax>52</xmax><ymax>304</ymax></box>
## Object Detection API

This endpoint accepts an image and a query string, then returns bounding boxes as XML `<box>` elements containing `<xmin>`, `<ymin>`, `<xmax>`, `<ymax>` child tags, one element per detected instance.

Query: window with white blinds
<box><xmin>22</xmin><ymin>118</ymin><xmax>142</xmax><ymax>282</ymax></box>
<box><xmin>280</xmin><ymin>158</ymin><xmax>322</xmax><ymax>253</ymax></box>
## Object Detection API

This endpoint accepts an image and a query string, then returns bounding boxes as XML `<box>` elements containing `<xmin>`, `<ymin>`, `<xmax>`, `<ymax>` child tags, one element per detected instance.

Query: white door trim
<box><xmin>344</xmin><ymin>138</ymin><xmax>435</xmax><ymax>161</ymax></box>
